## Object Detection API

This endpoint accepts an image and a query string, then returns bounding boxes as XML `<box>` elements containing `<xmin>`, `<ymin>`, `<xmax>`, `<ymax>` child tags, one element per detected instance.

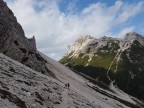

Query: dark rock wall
<box><xmin>0</xmin><ymin>1</ymin><xmax>51</xmax><ymax>75</ymax></box>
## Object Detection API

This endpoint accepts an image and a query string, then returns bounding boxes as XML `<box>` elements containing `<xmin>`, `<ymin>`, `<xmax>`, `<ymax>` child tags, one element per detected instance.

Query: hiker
<box><xmin>65</xmin><ymin>83</ymin><xmax>67</xmax><ymax>88</ymax></box>
<box><xmin>67</xmin><ymin>83</ymin><xmax>70</xmax><ymax>89</ymax></box>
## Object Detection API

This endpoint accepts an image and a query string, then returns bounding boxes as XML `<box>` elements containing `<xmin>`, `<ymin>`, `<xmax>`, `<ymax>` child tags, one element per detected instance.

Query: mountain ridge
<box><xmin>60</xmin><ymin>32</ymin><xmax>144</xmax><ymax>101</ymax></box>
<box><xmin>65</xmin><ymin>32</ymin><xmax>144</xmax><ymax>58</ymax></box>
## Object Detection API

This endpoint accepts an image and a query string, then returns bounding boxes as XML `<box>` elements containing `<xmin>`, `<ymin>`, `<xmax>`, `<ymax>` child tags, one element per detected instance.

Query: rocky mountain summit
<box><xmin>60</xmin><ymin>32</ymin><xmax>144</xmax><ymax>101</ymax></box>
<box><xmin>0</xmin><ymin>0</ymin><xmax>49</xmax><ymax>75</ymax></box>
<box><xmin>64</xmin><ymin>32</ymin><xmax>144</xmax><ymax>59</ymax></box>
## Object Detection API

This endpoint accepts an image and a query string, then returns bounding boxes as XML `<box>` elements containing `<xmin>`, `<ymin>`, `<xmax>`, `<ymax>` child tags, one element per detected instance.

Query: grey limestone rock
<box><xmin>0</xmin><ymin>0</ymin><xmax>51</xmax><ymax>76</ymax></box>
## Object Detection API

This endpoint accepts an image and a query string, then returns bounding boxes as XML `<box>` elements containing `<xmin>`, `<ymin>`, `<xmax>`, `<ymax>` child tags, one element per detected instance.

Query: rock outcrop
<box><xmin>0</xmin><ymin>0</ymin><xmax>50</xmax><ymax>75</ymax></box>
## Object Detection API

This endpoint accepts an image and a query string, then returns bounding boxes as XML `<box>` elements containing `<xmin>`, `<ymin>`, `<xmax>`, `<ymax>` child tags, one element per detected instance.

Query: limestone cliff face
<box><xmin>0</xmin><ymin>1</ymin><xmax>50</xmax><ymax>75</ymax></box>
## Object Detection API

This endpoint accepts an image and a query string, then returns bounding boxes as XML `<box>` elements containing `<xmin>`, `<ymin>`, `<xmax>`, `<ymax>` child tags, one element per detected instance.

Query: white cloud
<box><xmin>115</xmin><ymin>1</ymin><xmax>144</xmax><ymax>24</ymax></box>
<box><xmin>4</xmin><ymin>0</ymin><xmax>144</xmax><ymax>60</ymax></box>
<box><xmin>116</xmin><ymin>27</ymin><xmax>135</xmax><ymax>38</ymax></box>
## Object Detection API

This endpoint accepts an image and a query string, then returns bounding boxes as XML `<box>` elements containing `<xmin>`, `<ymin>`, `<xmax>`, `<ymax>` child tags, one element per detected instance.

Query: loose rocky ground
<box><xmin>0</xmin><ymin>53</ymin><xmax>97</xmax><ymax>108</ymax></box>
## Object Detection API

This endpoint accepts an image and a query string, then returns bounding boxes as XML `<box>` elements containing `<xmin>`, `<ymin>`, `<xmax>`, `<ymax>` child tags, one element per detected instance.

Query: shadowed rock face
<box><xmin>0</xmin><ymin>0</ymin><xmax>50</xmax><ymax>75</ymax></box>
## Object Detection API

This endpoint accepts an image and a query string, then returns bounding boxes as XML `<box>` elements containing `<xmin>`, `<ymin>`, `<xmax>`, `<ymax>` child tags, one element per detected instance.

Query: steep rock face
<box><xmin>67</xmin><ymin>35</ymin><xmax>94</xmax><ymax>57</ymax></box>
<box><xmin>0</xmin><ymin>1</ymin><xmax>49</xmax><ymax>74</ymax></box>
<box><xmin>60</xmin><ymin>32</ymin><xmax>144</xmax><ymax>100</ymax></box>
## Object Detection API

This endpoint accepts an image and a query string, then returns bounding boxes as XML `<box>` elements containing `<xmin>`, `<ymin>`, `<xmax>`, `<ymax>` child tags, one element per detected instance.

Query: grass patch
<box><xmin>89</xmin><ymin>52</ymin><xmax>117</xmax><ymax>70</ymax></box>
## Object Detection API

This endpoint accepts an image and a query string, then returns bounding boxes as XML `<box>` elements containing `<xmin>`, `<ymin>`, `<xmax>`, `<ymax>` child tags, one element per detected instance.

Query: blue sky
<box><xmin>58</xmin><ymin>0</ymin><xmax>144</xmax><ymax>35</ymax></box>
<box><xmin>59</xmin><ymin>0</ymin><xmax>143</xmax><ymax>13</ymax></box>
<box><xmin>59</xmin><ymin>0</ymin><xmax>121</xmax><ymax>12</ymax></box>
<box><xmin>4</xmin><ymin>0</ymin><xmax>144</xmax><ymax>60</ymax></box>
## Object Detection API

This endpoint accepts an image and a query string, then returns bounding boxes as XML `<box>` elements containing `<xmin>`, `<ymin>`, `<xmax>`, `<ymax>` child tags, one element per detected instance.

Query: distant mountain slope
<box><xmin>60</xmin><ymin>32</ymin><xmax>144</xmax><ymax>101</ymax></box>
<box><xmin>0</xmin><ymin>0</ymin><xmax>49</xmax><ymax>75</ymax></box>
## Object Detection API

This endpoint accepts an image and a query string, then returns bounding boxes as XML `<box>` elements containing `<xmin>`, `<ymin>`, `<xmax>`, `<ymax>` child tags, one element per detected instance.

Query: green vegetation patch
<box><xmin>60</xmin><ymin>51</ymin><xmax>74</xmax><ymax>63</ymax></box>
<box><xmin>89</xmin><ymin>52</ymin><xmax>117</xmax><ymax>70</ymax></box>
<box><xmin>74</xmin><ymin>55</ymin><xmax>89</xmax><ymax>66</ymax></box>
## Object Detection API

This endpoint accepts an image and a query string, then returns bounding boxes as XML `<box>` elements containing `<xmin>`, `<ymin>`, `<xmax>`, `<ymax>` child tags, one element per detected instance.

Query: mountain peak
<box><xmin>124</xmin><ymin>32</ymin><xmax>143</xmax><ymax>41</ymax></box>
<box><xmin>99</xmin><ymin>36</ymin><xmax>109</xmax><ymax>39</ymax></box>
<box><xmin>123</xmin><ymin>32</ymin><xmax>144</xmax><ymax>46</ymax></box>
<box><xmin>67</xmin><ymin>35</ymin><xmax>94</xmax><ymax>56</ymax></box>
<box><xmin>75</xmin><ymin>35</ymin><xmax>94</xmax><ymax>45</ymax></box>
<box><xmin>125</xmin><ymin>32</ymin><xmax>141</xmax><ymax>36</ymax></box>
